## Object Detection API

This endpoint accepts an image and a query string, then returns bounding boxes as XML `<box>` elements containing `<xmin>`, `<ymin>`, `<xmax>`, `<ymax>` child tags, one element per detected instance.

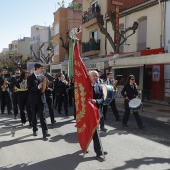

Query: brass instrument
<box><xmin>40</xmin><ymin>76</ymin><xmax>48</xmax><ymax>93</ymax></box>
<box><xmin>2</xmin><ymin>78</ymin><xmax>9</xmax><ymax>91</ymax></box>
<box><xmin>112</xmin><ymin>80</ymin><xmax>118</xmax><ymax>91</ymax></box>
<box><xmin>14</xmin><ymin>80</ymin><xmax>28</xmax><ymax>92</ymax></box>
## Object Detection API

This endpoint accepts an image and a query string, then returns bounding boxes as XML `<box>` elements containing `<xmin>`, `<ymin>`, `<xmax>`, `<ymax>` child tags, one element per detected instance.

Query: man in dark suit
<box><xmin>27</xmin><ymin>63</ymin><xmax>50</xmax><ymax>138</ymax></box>
<box><xmin>0</xmin><ymin>68</ymin><xmax>12</xmax><ymax>114</ymax></box>
<box><xmin>10</xmin><ymin>69</ymin><xmax>20</xmax><ymax>119</ymax></box>
<box><xmin>103</xmin><ymin>72</ymin><xmax>120</xmax><ymax>121</ymax></box>
<box><xmin>89</xmin><ymin>70</ymin><xmax>107</xmax><ymax>158</ymax></box>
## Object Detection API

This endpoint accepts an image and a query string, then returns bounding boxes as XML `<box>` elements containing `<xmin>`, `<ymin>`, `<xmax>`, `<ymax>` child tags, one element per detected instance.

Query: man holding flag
<box><xmin>73</xmin><ymin>41</ymin><xmax>107</xmax><ymax>159</ymax></box>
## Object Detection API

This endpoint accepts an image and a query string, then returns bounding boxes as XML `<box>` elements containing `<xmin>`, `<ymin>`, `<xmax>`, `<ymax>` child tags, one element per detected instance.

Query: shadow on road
<box><xmin>104</xmin><ymin>109</ymin><xmax>170</xmax><ymax>148</ymax></box>
<box><xmin>49</xmin><ymin>131</ymin><xmax>78</xmax><ymax>144</ymax></box>
<box><xmin>0</xmin><ymin>150</ymin><xmax>95</xmax><ymax>170</ymax></box>
<box><xmin>100</xmin><ymin>157</ymin><xmax>170</xmax><ymax>170</ymax></box>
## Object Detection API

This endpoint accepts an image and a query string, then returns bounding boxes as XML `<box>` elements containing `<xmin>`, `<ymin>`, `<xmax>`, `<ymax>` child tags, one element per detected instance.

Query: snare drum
<box><xmin>129</xmin><ymin>98</ymin><xmax>142</xmax><ymax>110</ymax></box>
<box><xmin>100</xmin><ymin>83</ymin><xmax>115</xmax><ymax>105</ymax></box>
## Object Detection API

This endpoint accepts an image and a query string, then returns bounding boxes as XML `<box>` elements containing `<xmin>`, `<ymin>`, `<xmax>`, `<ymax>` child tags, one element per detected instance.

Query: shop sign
<box><xmin>85</xmin><ymin>62</ymin><xmax>104</xmax><ymax>70</ymax></box>
<box><xmin>152</xmin><ymin>65</ymin><xmax>160</xmax><ymax>81</ymax></box>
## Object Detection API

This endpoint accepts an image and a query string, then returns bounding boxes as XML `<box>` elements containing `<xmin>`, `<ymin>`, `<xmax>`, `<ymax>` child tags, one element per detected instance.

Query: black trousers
<box><xmin>30</xmin><ymin>103</ymin><xmax>48</xmax><ymax>134</ymax></box>
<box><xmin>54</xmin><ymin>93</ymin><xmax>59</xmax><ymax>108</ymax></box>
<box><xmin>103</xmin><ymin>99</ymin><xmax>120</xmax><ymax>120</ymax></box>
<box><xmin>58</xmin><ymin>94</ymin><xmax>68</xmax><ymax>115</ymax></box>
<box><xmin>93</xmin><ymin>129</ymin><xmax>101</xmax><ymax>154</ymax></box>
<box><xmin>1</xmin><ymin>91</ymin><xmax>12</xmax><ymax>113</ymax></box>
<box><xmin>99</xmin><ymin>117</ymin><xmax>105</xmax><ymax>129</ymax></box>
<box><xmin>18</xmin><ymin>94</ymin><xmax>32</xmax><ymax>124</ymax></box>
<box><xmin>12</xmin><ymin>92</ymin><xmax>18</xmax><ymax>116</ymax></box>
<box><xmin>122</xmin><ymin>101</ymin><xmax>143</xmax><ymax>127</ymax></box>
<box><xmin>68</xmin><ymin>89</ymin><xmax>73</xmax><ymax>106</ymax></box>
<box><xmin>46</xmin><ymin>93</ymin><xmax>55</xmax><ymax>122</ymax></box>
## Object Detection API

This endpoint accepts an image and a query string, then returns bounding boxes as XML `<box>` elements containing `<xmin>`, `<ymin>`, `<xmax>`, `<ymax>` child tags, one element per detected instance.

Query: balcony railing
<box><xmin>82</xmin><ymin>8</ymin><xmax>97</xmax><ymax>24</ymax></box>
<box><xmin>82</xmin><ymin>39</ymin><xmax>100</xmax><ymax>53</ymax></box>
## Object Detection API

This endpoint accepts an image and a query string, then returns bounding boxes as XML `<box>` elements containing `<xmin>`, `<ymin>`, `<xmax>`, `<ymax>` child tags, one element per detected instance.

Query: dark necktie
<box><xmin>131</xmin><ymin>84</ymin><xmax>134</xmax><ymax>89</ymax></box>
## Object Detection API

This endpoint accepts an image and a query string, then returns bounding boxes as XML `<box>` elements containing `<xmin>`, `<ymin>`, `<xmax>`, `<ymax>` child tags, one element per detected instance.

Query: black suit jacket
<box><xmin>121</xmin><ymin>83</ymin><xmax>139</xmax><ymax>101</ymax></box>
<box><xmin>27</xmin><ymin>73</ymin><xmax>46</xmax><ymax>104</ymax></box>
<box><xmin>93</xmin><ymin>83</ymin><xmax>104</xmax><ymax>109</ymax></box>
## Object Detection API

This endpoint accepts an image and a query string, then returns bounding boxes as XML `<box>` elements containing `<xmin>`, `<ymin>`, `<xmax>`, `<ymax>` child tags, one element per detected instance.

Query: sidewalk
<box><xmin>115</xmin><ymin>98</ymin><xmax>170</xmax><ymax>123</ymax></box>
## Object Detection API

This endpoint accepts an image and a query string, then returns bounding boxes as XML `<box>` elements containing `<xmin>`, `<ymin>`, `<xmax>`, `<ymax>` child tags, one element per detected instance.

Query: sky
<box><xmin>0</xmin><ymin>0</ymin><xmax>72</xmax><ymax>52</ymax></box>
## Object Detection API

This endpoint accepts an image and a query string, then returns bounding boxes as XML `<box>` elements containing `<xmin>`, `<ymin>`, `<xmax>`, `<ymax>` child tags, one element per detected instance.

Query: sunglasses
<box><xmin>131</xmin><ymin>79</ymin><xmax>135</xmax><ymax>80</ymax></box>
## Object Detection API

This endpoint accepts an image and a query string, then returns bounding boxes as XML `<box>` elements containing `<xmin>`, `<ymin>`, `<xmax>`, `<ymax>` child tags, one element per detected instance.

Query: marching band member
<box><xmin>103</xmin><ymin>72</ymin><xmax>120</xmax><ymax>121</ymax></box>
<box><xmin>0</xmin><ymin>68</ymin><xmax>12</xmax><ymax>115</ymax></box>
<box><xmin>89</xmin><ymin>70</ymin><xmax>107</xmax><ymax>158</ymax></box>
<box><xmin>16</xmin><ymin>71</ymin><xmax>32</xmax><ymax>126</ymax></box>
<box><xmin>96</xmin><ymin>69</ymin><xmax>107</xmax><ymax>132</ymax></box>
<box><xmin>121</xmin><ymin>75</ymin><xmax>145</xmax><ymax>129</ymax></box>
<box><xmin>56</xmin><ymin>73</ymin><xmax>69</xmax><ymax>116</ymax></box>
<box><xmin>10</xmin><ymin>69</ymin><xmax>20</xmax><ymax>119</ymax></box>
<box><xmin>27</xmin><ymin>63</ymin><xmax>50</xmax><ymax>138</ymax></box>
<box><xmin>45</xmin><ymin>72</ymin><xmax>56</xmax><ymax>125</ymax></box>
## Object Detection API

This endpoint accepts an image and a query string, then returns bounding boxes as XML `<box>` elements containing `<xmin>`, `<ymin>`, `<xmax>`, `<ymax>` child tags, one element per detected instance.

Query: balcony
<box><xmin>82</xmin><ymin>39</ymin><xmax>100</xmax><ymax>57</ymax></box>
<box><xmin>82</xmin><ymin>8</ymin><xmax>97</xmax><ymax>27</ymax></box>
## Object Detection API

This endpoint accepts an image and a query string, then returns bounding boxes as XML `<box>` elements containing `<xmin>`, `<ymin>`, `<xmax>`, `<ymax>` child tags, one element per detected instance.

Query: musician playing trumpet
<box><xmin>15</xmin><ymin>71</ymin><xmax>32</xmax><ymax>126</ymax></box>
<box><xmin>121</xmin><ymin>75</ymin><xmax>144</xmax><ymax>129</ymax></box>
<box><xmin>10</xmin><ymin>69</ymin><xmax>21</xmax><ymax>119</ymax></box>
<box><xmin>0</xmin><ymin>68</ymin><xmax>12</xmax><ymax>115</ymax></box>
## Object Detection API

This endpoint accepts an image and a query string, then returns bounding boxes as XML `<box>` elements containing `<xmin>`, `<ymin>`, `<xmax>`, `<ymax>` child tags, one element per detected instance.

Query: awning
<box><xmin>109</xmin><ymin>53</ymin><xmax>170</xmax><ymax>67</ymax></box>
<box><xmin>112</xmin><ymin>65</ymin><xmax>143</xmax><ymax>69</ymax></box>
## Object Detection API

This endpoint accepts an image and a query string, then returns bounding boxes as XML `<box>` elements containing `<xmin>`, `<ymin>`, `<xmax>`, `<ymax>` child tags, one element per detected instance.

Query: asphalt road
<box><xmin>0</xmin><ymin>106</ymin><xmax>170</xmax><ymax>170</ymax></box>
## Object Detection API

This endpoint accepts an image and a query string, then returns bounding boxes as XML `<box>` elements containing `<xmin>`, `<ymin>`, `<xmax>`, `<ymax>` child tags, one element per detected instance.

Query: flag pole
<box><xmin>96</xmin><ymin>128</ymin><xmax>106</xmax><ymax>161</ymax></box>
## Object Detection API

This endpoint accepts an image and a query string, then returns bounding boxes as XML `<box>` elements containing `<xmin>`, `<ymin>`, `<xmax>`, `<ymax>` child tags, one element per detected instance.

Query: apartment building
<box><xmin>52</xmin><ymin>0</ymin><xmax>82</xmax><ymax>64</ymax></box>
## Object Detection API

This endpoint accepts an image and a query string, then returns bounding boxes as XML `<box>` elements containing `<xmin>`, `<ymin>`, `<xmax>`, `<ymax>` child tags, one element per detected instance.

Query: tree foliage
<box><xmin>0</xmin><ymin>52</ymin><xmax>30</xmax><ymax>72</ymax></box>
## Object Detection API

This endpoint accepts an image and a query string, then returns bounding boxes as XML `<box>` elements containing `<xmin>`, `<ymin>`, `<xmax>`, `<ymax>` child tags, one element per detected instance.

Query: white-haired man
<box><xmin>89</xmin><ymin>70</ymin><xmax>107</xmax><ymax>158</ymax></box>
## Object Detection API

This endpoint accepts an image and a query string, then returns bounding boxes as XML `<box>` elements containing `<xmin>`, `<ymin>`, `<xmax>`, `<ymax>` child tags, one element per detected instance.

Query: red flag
<box><xmin>74</xmin><ymin>42</ymin><xmax>100</xmax><ymax>154</ymax></box>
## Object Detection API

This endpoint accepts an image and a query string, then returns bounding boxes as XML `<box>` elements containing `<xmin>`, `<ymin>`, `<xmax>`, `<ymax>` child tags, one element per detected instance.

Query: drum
<box><xmin>129</xmin><ymin>98</ymin><xmax>142</xmax><ymax>110</ymax></box>
<box><xmin>100</xmin><ymin>83</ymin><xmax>115</xmax><ymax>105</ymax></box>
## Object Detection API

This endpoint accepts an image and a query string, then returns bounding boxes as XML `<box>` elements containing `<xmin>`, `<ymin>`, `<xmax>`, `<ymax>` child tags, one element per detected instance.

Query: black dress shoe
<box><xmin>29</xmin><ymin>122</ymin><xmax>32</xmax><ymax>127</ymax></box>
<box><xmin>43</xmin><ymin>133</ymin><xmax>51</xmax><ymax>138</ymax></box>
<box><xmin>33</xmin><ymin>132</ymin><xmax>37</xmax><ymax>136</ymax></box>
<box><xmin>8</xmin><ymin>111</ymin><xmax>12</xmax><ymax>115</ymax></box>
<box><xmin>51</xmin><ymin>120</ymin><xmax>56</xmax><ymax>124</ymax></box>
<box><xmin>100</xmin><ymin>127</ymin><xmax>107</xmax><ymax>132</ymax></box>
<box><xmin>122</xmin><ymin>124</ymin><xmax>128</xmax><ymax>127</ymax></box>
<box><xmin>96</xmin><ymin>151</ymin><xmax>108</xmax><ymax>157</ymax></box>
<box><xmin>139</xmin><ymin>125</ymin><xmax>145</xmax><ymax>130</ymax></box>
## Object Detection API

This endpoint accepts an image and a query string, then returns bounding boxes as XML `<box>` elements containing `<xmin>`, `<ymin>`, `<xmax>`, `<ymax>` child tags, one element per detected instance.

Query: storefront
<box><xmin>109</xmin><ymin>53</ymin><xmax>170</xmax><ymax>102</ymax></box>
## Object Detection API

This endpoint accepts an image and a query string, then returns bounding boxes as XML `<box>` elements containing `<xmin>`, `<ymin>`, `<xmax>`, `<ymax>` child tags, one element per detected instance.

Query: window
<box><xmin>89</xmin><ymin>30</ymin><xmax>98</xmax><ymax>42</ymax></box>
<box><xmin>137</xmin><ymin>16</ymin><xmax>147</xmax><ymax>51</ymax></box>
<box><xmin>54</xmin><ymin>45</ymin><xmax>59</xmax><ymax>56</ymax></box>
<box><xmin>91</xmin><ymin>0</ymin><xmax>98</xmax><ymax>13</ymax></box>
<box><xmin>54</xmin><ymin>22</ymin><xmax>59</xmax><ymax>35</ymax></box>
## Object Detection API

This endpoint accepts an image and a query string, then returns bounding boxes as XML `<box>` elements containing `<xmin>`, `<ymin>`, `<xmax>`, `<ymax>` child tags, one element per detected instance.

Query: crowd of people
<box><xmin>0</xmin><ymin>63</ymin><xmax>74</xmax><ymax>138</ymax></box>
<box><xmin>0</xmin><ymin>63</ymin><xmax>144</xmax><ymax>158</ymax></box>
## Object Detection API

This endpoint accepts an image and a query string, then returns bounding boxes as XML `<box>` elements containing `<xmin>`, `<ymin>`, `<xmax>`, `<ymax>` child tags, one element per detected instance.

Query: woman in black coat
<box><xmin>121</xmin><ymin>75</ymin><xmax>144</xmax><ymax>129</ymax></box>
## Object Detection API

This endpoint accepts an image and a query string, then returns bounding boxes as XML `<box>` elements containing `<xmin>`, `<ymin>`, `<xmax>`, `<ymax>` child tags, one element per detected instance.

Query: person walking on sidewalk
<box><xmin>121</xmin><ymin>75</ymin><xmax>145</xmax><ymax>129</ymax></box>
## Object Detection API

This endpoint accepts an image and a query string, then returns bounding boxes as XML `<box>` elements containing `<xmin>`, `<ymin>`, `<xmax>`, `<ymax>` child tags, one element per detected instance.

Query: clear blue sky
<box><xmin>0</xmin><ymin>0</ymin><xmax>72</xmax><ymax>52</ymax></box>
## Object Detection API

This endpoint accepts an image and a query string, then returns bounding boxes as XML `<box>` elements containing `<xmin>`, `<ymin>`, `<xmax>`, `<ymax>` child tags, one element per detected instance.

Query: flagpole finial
<box><xmin>69</xmin><ymin>26</ymin><xmax>82</xmax><ymax>40</ymax></box>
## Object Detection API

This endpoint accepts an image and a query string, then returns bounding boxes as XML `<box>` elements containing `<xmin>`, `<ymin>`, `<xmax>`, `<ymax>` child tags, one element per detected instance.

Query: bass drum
<box><xmin>129</xmin><ymin>98</ymin><xmax>142</xmax><ymax>111</ymax></box>
<box><xmin>100</xmin><ymin>83</ymin><xmax>115</xmax><ymax>105</ymax></box>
